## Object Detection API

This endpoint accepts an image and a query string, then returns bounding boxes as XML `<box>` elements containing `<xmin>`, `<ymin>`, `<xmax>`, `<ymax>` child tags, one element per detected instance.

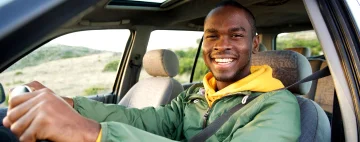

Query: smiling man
<box><xmin>2</xmin><ymin>1</ymin><xmax>300</xmax><ymax>142</ymax></box>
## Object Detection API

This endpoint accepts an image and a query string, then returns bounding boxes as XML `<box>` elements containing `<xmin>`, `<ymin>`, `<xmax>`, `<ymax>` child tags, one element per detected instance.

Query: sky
<box><xmin>49</xmin><ymin>30</ymin><xmax>203</xmax><ymax>52</ymax></box>
<box><xmin>0</xmin><ymin>0</ymin><xmax>12</xmax><ymax>8</ymax></box>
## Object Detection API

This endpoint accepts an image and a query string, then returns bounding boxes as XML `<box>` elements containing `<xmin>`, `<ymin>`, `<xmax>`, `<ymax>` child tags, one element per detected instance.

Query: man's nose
<box><xmin>214</xmin><ymin>37</ymin><xmax>231</xmax><ymax>51</ymax></box>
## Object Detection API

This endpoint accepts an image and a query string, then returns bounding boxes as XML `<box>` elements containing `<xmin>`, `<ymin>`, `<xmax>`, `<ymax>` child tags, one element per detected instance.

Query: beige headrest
<box><xmin>251</xmin><ymin>50</ymin><xmax>312</xmax><ymax>95</ymax></box>
<box><xmin>143</xmin><ymin>49</ymin><xmax>179</xmax><ymax>77</ymax></box>
<box><xmin>284</xmin><ymin>47</ymin><xmax>312</xmax><ymax>57</ymax></box>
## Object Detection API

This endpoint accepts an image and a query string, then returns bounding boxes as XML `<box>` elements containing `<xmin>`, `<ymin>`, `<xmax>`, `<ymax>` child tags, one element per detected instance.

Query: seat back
<box><xmin>284</xmin><ymin>47</ymin><xmax>312</xmax><ymax>57</ymax></box>
<box><xmin>259</xmin><ymin>43</ymin><xmax>267</xmax><ymax>51</ymax></box>
<box><xmin>251</xmin><ymin>50</ymin><xmax>312</xmax><ymax>95</ymax></box>
<box><xmin>251</xmin><ymin>50</ymin><xmax>330</xmax><ymax>142</ymax></box>
<box><xmin>314</xmin><ymin>62</ymin><xmax>334</xmax><ymax>113</ymax></box>
<box><xmin>305</xmin><ymin>59</ymin><xmax>324</xmax><ymax>100</ymax></box>
<box><xmin>119</xmin><ymin>49</ymin><xmax>184</xmax><ymax>108</ymax></box>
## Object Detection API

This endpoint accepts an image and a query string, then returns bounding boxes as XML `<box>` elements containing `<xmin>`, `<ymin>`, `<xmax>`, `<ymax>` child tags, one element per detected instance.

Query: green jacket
<box><xmin>73</xmin><ymin>83</ymin><xmax>301</xmax><ymax>142</ymax></box>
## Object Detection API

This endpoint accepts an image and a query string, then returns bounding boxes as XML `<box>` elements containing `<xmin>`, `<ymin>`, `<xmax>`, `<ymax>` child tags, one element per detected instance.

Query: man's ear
<box><xmin>252</xmin><ymin>35</ymin><xmax>260</xmax><ymax>54</ymax></box>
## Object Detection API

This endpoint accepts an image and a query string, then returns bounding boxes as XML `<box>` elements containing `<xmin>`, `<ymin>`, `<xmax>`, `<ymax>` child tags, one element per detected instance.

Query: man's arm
<box><xmin>4</xmin><ymin>81</ymin><xmax>186</xmax><ymax>141</ymax></box>
<box><xmin>71</xmin><ymin>92</ymin><xmax>186</xmax><ymax>141</ymax></box>
<box><xmin>229</xmin><ymin>91</ymin><xmax>301</xmax><ymax>142</ymax></box>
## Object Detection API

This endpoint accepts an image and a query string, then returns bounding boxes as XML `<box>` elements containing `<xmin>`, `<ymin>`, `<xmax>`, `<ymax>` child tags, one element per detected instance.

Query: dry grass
<box><xmin>0</xmin><ymin>53</ymin><xmax>119</xmax><ymax>98</ymax></box>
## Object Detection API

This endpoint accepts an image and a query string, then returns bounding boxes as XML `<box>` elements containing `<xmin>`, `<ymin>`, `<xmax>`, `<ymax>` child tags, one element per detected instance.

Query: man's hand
<box><xmin>2</xmin><ymin>81</ymin><xmax>100</xmax><ymax>142</ymax></box>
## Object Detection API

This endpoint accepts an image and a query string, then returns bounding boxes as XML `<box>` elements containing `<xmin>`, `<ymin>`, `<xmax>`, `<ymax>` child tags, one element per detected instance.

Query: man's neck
<box><xmin>215</xmin><ymin>69</ymin><xmax>251</xmax><ymax>91</ymax></box>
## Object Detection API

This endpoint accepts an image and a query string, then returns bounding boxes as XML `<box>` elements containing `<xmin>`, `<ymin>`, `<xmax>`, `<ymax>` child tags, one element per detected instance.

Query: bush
<box><xmin>173</xmin><ymin>48</ymin><xmax>209</xmax><ymax>81</ymax></box>
<box><xmin>103</xmin><ymin>60</ymin><xmax>119</xmax><ymax>72</ymax></box>
<box><xmin>84</xmin><ymin>86</ymin><xmax>107</xmax><ymax>96</ymax></box>
<box><xmin>15</xmin><ymin>71</ymin><xmax>23</xmax><ymax>76</ymax></box>
<box><xmin>277</xmin><ymin>31</ymin><xmax>322</xmax><ymax>56</ymax></box>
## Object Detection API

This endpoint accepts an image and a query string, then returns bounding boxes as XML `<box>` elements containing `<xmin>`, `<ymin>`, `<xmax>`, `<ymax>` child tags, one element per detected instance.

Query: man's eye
<box><xmin>231</xmin><ymin>34</ymin><xmax>244</xmax><ymax>38</ymax></box>
<box><xmin>206</xmin><ymin>35</ymin><xmax>218</xmax><ymax>39</ymax></box>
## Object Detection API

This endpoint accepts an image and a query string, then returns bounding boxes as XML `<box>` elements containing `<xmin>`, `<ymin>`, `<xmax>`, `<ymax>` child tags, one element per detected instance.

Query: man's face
<box><xmin>202</xmin><ymin>6</ymin><xmax>258</xmax><ymax>82</ymax></box>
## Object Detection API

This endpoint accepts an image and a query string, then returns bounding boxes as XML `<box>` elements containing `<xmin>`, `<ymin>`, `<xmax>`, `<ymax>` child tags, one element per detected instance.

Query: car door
<box><xmin>303</xmin><ymin>0</ymin><xmax>360</xmax><ymax>141</ymax></box>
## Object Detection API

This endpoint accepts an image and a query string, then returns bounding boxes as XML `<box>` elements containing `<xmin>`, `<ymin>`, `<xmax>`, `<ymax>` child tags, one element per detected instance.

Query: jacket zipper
<box><xmin>202</xmin><ymin>95</ymin><xmax>250</xmax><ymax>129</ymax></box>
<box><xmin>201</xmin><ymin>98</ymin><xmax>227</xmax><ymax>129</ymax></box>
<box><xmin>202</xmin><ymin>107</ymin><xmax>211</xmax><ymax>128</ymax></box>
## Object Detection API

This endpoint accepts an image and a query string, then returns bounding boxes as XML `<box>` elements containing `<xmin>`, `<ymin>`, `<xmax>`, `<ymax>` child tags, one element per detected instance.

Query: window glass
<box><xmin>0</xmin><ymin>0</ymin><xmax>12</xmax><ymax>8</ymax></box>
<box><xmin>0</xmin><ymin>30</ymin><xmax>130</xmax><ymax>106</ymax></box>
<box><xmin>276</xmin><ymin>30</ymin><xmax>323</xmax><ymax>56</ymax></box>
<box><xmin>192</xmin><ymin>50</ymin><xmax>208</xmax><ymax>82</ymax></box>
<box><xmin>345</xmin><ymin>0</ymin><xmax>360</xmax><ymax>31</ymax></box>
<box><xmin>139</xmin><ymin>30</ymin><xmax>203</xmax><ymax>83</ymax></box>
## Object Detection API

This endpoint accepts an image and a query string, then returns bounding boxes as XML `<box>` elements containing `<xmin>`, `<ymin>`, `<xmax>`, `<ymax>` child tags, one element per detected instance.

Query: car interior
<box><xmin>1</xmin><ymin>0</ymin><xmax>358</xmax><ymax>141</ymax></box>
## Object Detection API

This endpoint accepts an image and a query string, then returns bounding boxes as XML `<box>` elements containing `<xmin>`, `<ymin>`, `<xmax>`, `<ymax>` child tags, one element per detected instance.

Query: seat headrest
<box><xmin>143</xmin><ymin>49</ymin><xmax>179</xmax><ymax>77</ymax></box>
<box><xmin>251</xmin><ymin>50</ymin><xmax>312</xmax><ymax>95</ymax></box>
<box><xmin>284</xmin><ymin>47</ymin><xmax>312</xmax><ymax>57</ymax></box>
<box><xmin>259</xmin><ymin>43</ymin><xmax>267</xmax><ymax>51</ymax></box>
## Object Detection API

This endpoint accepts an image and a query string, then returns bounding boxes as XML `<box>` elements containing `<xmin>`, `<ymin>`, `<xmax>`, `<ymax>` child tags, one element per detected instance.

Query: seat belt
<box><xmin>188</xmin><ymin>66</ymin><xmax>331</xmax><ymax>142</ymax></box>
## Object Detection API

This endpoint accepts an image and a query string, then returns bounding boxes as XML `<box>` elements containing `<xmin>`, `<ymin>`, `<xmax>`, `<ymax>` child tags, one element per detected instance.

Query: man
<box><xmin>2</xmin><ymin>1</ymin><xmax>300</xmax><ymax>141</ymax></box>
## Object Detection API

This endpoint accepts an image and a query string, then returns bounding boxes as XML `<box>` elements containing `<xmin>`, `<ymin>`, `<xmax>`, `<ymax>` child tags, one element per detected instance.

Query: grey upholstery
<box><xmin>251</xmin><ymin>50</ymin><xmax>312</xmax><ymax>95</ymax></box>
<box><xmin>297</xmin><ymin>96</ymin><xmax>331</xmax><ymax>142</ymax></box>
<box><xmin>305</xmin><ymin>59</ymin><xmax>324</xmax><ymax>100</ymax></box>
<box><xmin>259</xmin><ymin>43</ymin><xmax>267</xmax><ymax>51</ymax></box>
<box><xmin>251</xmin><ymin>50</ymin><xmax>330</xmax><ymax>142</ymax></box>
<box><xmin>284</xmin><ymin>47</ymin><xmax>312</xmax><ymax>57</ymax></box>
<box><xmin>119</xmin><ymin>49</ymin><xmax>184</xmax><ymax>108</ymax></box>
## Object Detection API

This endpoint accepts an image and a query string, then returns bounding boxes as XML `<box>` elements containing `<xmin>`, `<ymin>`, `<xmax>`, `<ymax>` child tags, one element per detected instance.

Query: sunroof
<box><xmin>108</xmin><ymin>0</ymin><xmax>167</xmax><ymax>7</ymax></box>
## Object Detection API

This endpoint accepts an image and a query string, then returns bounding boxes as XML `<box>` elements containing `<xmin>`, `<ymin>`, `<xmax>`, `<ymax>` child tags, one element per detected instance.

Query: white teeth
<box><xmin>214</xmin><ymin>58</ymin><xmax>234</xmax><ymax>63</ymax></box>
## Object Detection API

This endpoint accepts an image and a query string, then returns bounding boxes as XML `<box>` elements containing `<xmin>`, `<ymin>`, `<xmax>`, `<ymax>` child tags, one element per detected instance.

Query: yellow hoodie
<box><xmin>203</xmin><ymin>65</ymin><xmax>284</xmax><ymax>107</ymax></box>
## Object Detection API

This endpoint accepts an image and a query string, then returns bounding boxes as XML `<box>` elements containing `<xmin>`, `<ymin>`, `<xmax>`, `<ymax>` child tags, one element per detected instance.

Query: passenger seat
<box><xmin>259</xmin><ymin>43</ymin><xmax>267</xmax><ymax>51</ymax></box>
<box><xmin>305</xmin><ymin>59</ymin><xmax>324</xmax><ymax>100</ymax></box>
<box><xmin>118</xmin><ymin>49</ymin><xmax>184</xmax><ymax>108</ymax></box>
<box><xmin>284</xmin><ymin>47</ymin><xmax>312</xmax><ymax>57</ymax></box>
<box><xmin>314</xmin><ymin>61</ymin><xmax>334</xmax><ymax>114</ymax></box>
<box><xmin>252</xmin><ymin>50</ymin><xmax>330</xmax><ymax>142</ymax></box>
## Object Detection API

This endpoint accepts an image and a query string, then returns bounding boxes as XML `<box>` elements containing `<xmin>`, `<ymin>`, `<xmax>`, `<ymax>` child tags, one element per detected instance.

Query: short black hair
<box><xmin>212</xmin><ymin>0</ymin><xmax>257</xmax><ymax>36</ymax></box>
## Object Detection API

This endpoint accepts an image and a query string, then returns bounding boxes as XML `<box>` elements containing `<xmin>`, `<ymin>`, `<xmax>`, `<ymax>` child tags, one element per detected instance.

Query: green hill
<box><xmin>5</xmin><ymin>44</ymin><xmax>103</xmax><ymax>71</ymax></box>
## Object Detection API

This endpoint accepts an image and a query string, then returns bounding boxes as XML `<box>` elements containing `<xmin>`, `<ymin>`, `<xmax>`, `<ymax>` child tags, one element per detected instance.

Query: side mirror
<box><xmin>0</xmin><ymin>83</ymin><xmax>5</xmax><ymax>104</ymax></box>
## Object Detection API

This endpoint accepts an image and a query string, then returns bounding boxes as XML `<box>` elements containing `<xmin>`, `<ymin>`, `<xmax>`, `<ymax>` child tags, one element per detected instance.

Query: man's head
<box><xmin>202</xmin><ymin>0</ymin><xmax>259</xmax><ymax>86</ymax></box>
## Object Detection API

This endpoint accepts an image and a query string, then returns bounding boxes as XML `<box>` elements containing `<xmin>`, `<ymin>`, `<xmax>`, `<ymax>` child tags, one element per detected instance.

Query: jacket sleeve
<box><xmin>230</xmin><ymin>91</ymin><xmax>301</xmax><ymax>142</ymax></box>
<box><xmin>72</xmin><ymin>92</ymin><xmax>187</xmax><ymax>141</ymax></box>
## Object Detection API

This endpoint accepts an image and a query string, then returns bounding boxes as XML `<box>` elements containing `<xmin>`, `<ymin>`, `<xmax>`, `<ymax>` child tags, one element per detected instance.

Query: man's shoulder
<box><xmin>258</xmin><ymin>89</ymin><xmax>298</xmax><ymax>104</ymax></box>
<box><xmin>184</xmin><ymin>82</ymin><xmax>203</xmax><ymax>93</ymax></box>
<box><xmin>179</xmin><ymin>82</ymin><xmax>205</xmax><ymax>98</ymax></box>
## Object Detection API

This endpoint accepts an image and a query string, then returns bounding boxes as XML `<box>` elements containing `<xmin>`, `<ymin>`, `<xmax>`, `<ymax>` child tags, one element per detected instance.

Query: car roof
<box><xmin>63</xmin><ymin>0</ymin><xmax>311</xmax><ymax>33</ymax></box>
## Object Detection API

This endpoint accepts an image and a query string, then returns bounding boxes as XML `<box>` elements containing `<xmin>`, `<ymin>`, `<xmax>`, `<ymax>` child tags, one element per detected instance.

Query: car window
<box><xmin>345</xmin><ymin>0</ymin><xmax>360</xmax><ymax>30</ymax></box>
<box><xmin>192</xmin><ymin>47</ymin><xmax>208</xmax><ymax>83</ymax></box>
<box><xmin>0</xmin><ymin>0</ymin><xmax>12</xmax><ymax>8</ymax></box>
<box><xmin>276</xmin><ymin>30</ymin><xmax>323</xmax><ymax>56</ymax></box>
<box><xmin>139</xmin><ymin>30</ymin><xmax>203</xmax><ymax>83</ymax></box>
<box><xmin>0</xmin><ymin>29</ymin><xmax>130</xmax><ymax>106</ymax></box>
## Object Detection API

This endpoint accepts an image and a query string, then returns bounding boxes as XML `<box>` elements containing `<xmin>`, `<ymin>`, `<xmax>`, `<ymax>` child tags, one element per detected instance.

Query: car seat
<box><xmin>251</xmin><ymin>50</ymin><xmax>331</xmax><ymax>142</ymax></box>
<box><xmin>259</xmin><ymin>43</ymin><xmax>267</xmax><ymax>51</ymax></box>
<box><xmin>118</xmin><ymin>49</ymin><xmax>184</xmax><ymax>108</ymax></box>
<box><xmin>284</xmin><ymin>47</ymin><xmax>312</xmax><ymax>57</ymax></box>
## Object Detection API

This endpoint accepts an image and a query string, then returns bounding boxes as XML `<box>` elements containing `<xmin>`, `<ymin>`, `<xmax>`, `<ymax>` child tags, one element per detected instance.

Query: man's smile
<box><xmin>211</xmin><ymin>57</ymin><xmax>237</xmax><ymax>70</ymax></box>
<box><xmin>214</xmin><ymin>58</ymin><xmax>234</xmax><ymax>64</ymax></box>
